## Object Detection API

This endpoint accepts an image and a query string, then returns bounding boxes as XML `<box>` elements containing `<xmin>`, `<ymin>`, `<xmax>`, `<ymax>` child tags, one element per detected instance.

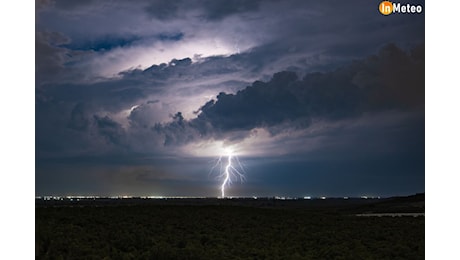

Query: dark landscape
<box><xmin>36</xmin><ymin>194</ymin><xmax>424</xmax><ymax>259</ymax></box>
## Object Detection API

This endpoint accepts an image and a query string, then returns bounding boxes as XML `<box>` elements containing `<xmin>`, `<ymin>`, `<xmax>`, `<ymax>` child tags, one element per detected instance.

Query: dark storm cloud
<box><xmin>155</xmin><ymin>112</ymin><xmax>201</xmax><ymax>146</ymax></box>
<box><xmin>68</xmin><ymin>102</ymin><xmax>89</xmax><ymax>131</ymax></box>
<box><xmin>156</xmin><ymin>44</ymin><xmax>424</xmax><ymax>145</ymax></box>
<box><xmin>36</xmin><ymin>41</ymin><xmax>423</xmax><ymax>161</ymax></box>
<box><xmin>39</xmin><ymin>54</ymin><xmax>249</xmax><ymax>119</ymax></box>
<box><xmin>93</xmin><ymin>115</ymin><xmax>126</xmax><ymax>146</ymax></box>
<box><xmin>36</xmin><ymin>52</ymin><xmax>262</xmax><ymax>160</ymax></box>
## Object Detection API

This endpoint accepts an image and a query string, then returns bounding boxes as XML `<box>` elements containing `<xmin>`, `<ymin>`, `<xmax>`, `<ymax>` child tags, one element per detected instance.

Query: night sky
<box><xmin>36</xmin><ymin>0</ymin><xmax>425</xmax><ymax>197</ymax></box>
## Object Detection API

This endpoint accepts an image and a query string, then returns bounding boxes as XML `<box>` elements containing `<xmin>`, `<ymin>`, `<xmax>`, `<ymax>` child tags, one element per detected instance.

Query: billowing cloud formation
<box><xmin>37</xmin><ymin>44</ymin><xmax>424</xmax><ymax>180</ymax></box>
<box><xmin>156</xmin><ymin>44</ymin><xmax>424</xmax><ymax>146</ymax></box>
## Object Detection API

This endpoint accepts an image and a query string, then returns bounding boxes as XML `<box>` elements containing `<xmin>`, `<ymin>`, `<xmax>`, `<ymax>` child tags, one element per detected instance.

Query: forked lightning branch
<box><xmin>209</xmin><ymin>149</ymin><xmax>245</xmax><ymax>198</ymax></box>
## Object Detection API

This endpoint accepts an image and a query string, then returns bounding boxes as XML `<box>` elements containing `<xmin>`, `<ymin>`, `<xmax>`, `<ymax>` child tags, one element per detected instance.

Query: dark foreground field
<box><xmin>36</xmin><ymin>196</ymin><xmax>424</xmax><ymax>259</ymax></box>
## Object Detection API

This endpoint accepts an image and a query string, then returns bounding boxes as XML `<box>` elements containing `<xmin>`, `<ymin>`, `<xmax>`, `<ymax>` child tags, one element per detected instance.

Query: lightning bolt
<box><xmin>210</xmin><ymin>149</ymin><xmax>245</xmax><ymax>198</ymax></box>
<box><xmin>221</xmin><ymin>153</ymin><xmax>232</xmax><ymax>198</ymax></box>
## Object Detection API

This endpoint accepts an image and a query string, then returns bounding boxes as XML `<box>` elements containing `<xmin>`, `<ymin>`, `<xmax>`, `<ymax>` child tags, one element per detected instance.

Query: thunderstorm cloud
<box><xmin>36</xmin><ymin>0</ymin><xmax>425</xmax><ymax>197</ymax></box>
<box><xmin>156</xmin><ymin>44</ymin><xmax>424</xmax><ymax>145</ymax></box>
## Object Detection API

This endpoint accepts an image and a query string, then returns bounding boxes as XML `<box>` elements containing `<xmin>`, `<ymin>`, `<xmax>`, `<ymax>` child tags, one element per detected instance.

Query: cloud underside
<box><xmin>155</xmin><ymin>44</ymin><xmax>424</xmax><ymax>146</ymax></box>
